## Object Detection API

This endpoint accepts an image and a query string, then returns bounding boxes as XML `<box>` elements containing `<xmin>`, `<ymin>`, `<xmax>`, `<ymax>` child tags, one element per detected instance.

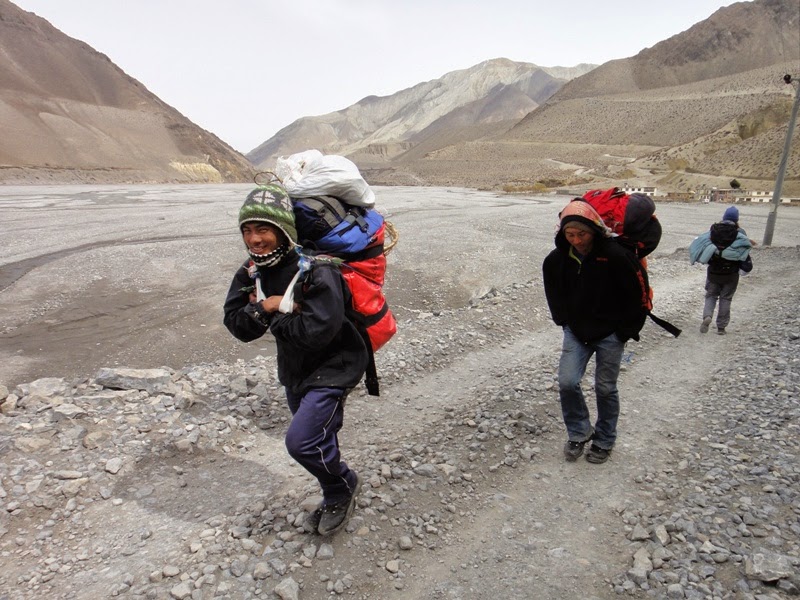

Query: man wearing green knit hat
<box><xmin>237</xmin><ymin>184</ymin><xmax>298</xmax><ymax>265</ymax></box>
<box><xmin>224</xmin><ymin>184</ymin><xmax>367</xmax><ymax>536</ymax></box>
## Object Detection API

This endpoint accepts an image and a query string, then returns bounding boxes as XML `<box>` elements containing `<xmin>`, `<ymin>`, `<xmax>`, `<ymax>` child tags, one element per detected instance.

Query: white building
<box><xmin>742</xmin><ymin>191</ymin><xmax>772</xmax><ymax>202</ymax></box>
<box><xmin>698</xmin><ymin>189</ymin><xmax>798</xmax><ymax>204</ymax></box>
<box><xmin>622</xmin><ymin>185</ymin><xmax>657</xmax><ymax>197</ymax></box>
<box><xmin>732</xmin><ymin>191</ymin><xmax>797</xmax><ymax>204</ymax></box>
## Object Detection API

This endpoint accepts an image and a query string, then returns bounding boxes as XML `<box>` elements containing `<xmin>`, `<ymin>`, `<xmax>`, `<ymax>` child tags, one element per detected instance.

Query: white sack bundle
<box><xmin>275</xmin><ymin>149</ymin><xmax>375</xmax><ymax>207</ymax></box>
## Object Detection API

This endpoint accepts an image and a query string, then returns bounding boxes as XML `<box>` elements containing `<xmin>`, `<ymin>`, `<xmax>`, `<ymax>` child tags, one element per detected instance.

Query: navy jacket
<box><xmin>542</xmin><ymin>232</ymin><xmax>647</xmax><ymax>344</ymax></box>
<box><xmin>223</xmin><ymin>252</ymin><xmax>368</xmax><ymax>395</ymax></box>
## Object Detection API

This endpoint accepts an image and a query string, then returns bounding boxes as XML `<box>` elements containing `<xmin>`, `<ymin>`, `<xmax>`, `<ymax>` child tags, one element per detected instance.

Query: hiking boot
<box><xmin>700</xmin><ymin>316</ymin><xmax>711</xmax><ymax>333</ymax></box>
<box><xmin>318</xmin><ymin>473</ymin><xmax>362</xmax><ymax>536</ymax></box>
<box><xmin>717</xmin><ymin>328</ymin><xmax>726</xmax><ymax>335</ymax></box>
<box><xmin>586</xmin><ymin>444</ymin><xmax>611</xmax><ymax>464</ymax></box>
<box><xmin>302</xmin><ymin>505</ymin><xmax>323</xmax><ymax>534</ymax></box>
<box><xmin>563</xmin><ymin>428</ymin><xmax>594</xmax><ymax>462</ymax></box>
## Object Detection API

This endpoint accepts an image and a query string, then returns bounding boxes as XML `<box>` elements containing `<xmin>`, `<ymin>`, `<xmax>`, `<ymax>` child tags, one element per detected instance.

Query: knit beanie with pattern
<box><xmin>238</xmin><ymin>184</ymin><xmax>298</xmax><ymax>244</ymax></box>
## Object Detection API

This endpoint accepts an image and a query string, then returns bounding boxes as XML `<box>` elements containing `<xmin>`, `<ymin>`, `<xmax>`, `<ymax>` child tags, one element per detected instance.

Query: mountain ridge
<box><xmin>246</xmin><ymin>58</ymin><xmax>595</xmax><ymax>167</ymax></box>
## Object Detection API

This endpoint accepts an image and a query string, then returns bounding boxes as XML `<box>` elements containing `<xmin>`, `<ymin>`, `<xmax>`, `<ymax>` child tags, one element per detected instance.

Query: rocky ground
<box><xmin>1</xmin><ymin>186</ymin><xmax>799</xmax><ymax>600</ymax></box>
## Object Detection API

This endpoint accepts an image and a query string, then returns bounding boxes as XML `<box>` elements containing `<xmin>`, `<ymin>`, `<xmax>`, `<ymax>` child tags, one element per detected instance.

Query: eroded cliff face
<box><xmin>0</xmin><ymin>0</ymin><xmax>254</xmax><ymax>184</ymax></box>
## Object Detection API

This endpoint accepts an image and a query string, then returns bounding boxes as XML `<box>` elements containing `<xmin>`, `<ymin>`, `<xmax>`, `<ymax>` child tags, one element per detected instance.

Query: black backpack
<box><xmin>709</xmin><ymin>221</ymin><xmax>738</xmax><ymax>250</ymax></box>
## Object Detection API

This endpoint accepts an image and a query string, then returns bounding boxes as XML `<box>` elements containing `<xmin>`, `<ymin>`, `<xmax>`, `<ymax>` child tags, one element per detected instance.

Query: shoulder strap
<box><xmin>277</xmin><ymin>252</ymin><xmax>317</xmax><ymax>312</ymax></box>
<box><xmin>297</xmin><ymin>196</ymin><xmax>350</xmax><ymax>230</ymax></box>
<box><xmin>278</xmin><ymin>268</ymin><xmax>303</xmax><ymax>313</ymax></box>
<box><xmin>630</xmin><ymin>255</ymin><xmax>681</xmax><ymax>338</ymax></box>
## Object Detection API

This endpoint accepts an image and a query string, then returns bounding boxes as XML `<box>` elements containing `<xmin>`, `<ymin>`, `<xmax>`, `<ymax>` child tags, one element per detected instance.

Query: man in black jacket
<box><xmin>542</xmin><ymin>200</ymin><xmax>647</xmax><ymax>464</ymax></box>
<box><xmin>223</xmin><ymin>184</ymin><xmax>367</xmax><ymax>535</ymax></box>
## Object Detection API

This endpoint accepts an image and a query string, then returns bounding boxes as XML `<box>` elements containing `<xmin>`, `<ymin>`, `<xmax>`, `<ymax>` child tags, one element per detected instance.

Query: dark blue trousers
<box><xmin>284</xmin><ymin>387</ymin><xmax>358</xmax><ymax>504</ymax></box>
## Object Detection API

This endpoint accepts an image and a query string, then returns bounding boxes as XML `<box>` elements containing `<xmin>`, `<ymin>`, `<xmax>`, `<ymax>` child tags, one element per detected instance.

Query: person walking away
<box><xmin>542</xmin><ymin>200</ymin><xmax>648</xmax><ymax>464</ymax></box>
<box><xmin>223</xmin><ymin>184</ymin><xmax>367</xmax><ymax>535</ymax></box>
<box><xmin>695</xmin><ymin>206</ymin><xmax>753</xmax><ymax>335</ymax></box>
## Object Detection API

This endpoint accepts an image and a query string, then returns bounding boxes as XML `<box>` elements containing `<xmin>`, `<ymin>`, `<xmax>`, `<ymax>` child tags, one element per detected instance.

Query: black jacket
<box><xmin>707</xmin><ymin>225</ymin><xmax>753</xmax><ymax>281</ymax></box>
<box><xmin>542</xmin><ymin>231</ymin><xmax>647</xmax><ymax>344</ymax></box>
<box><xmin>707</xmin><ymin>253</ymin><xmax>753</xmax><ymax>280</ymax></box>
<box><xmin>223</xmin><ymin>252</ymin><xmax>368</xmax><ymax>395</ymax></box>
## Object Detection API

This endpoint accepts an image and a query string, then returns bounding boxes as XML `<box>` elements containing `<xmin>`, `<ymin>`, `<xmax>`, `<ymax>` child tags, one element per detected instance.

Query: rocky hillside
<box><xmin>246</xmin><ymin>59</ymin><xmax>595</xmax><ymax>168</ymax></box>
<box><xmin>0</xmin><ymin>0</ymin><xmax>254</xmax><ymax>184</ymax></box>
<box><xmin>361</xmin><ymin>0</ymin><xmax>800</xmax><ymax>194</ymax></box>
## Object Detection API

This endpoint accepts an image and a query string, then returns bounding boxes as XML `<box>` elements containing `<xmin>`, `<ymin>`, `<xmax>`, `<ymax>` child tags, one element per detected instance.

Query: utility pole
<box><xmin>763</xmin><ymin>74</ymin><xmax>800</xmax><ymax>246</ymax></box>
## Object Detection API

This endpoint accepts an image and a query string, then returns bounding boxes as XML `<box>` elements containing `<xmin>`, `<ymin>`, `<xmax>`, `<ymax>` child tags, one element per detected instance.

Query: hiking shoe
<box><xmin>563</xmin><ymin>427</ymin><xmax>594</xmax><ymax>462</ymax></box>
<box><xmin>564</xmin><ymin>440</ymin><xmax>587</xmax><ymax>461</ymax></box>
<box><xmin>318</xmin><ymin>473</ymin><xmax>362</xmax><ymax>536</ymax></box>
<box><xmin>700</xmin><ymin>316</ymin><xmax>711</xmax><ymax>333</ymax></box>
<box><xmin>717</xmin><ymin>328</ymin><xmax>726</xmax><ymax>335</ymax></box>
<box><xmin>586</xmin><ymin>444</ymin><xmax>611</xmax><ymax>464</ymax></box>
<box><xmin>302</xmin><ymin>505</ymin><xmax>323</xmax><ymax>534</ymax></box>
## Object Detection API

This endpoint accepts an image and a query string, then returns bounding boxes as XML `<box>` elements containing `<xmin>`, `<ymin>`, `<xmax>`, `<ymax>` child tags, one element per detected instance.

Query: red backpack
<box><xmin>338</xmin><ymin>222</ymin><xmax>397</xmax><ymax>354</ymax></box>
<box><xmin>581</xmin><ymin>188</ymin><xmax>662</xmax><ymax>258</ymax></box>
<box><xmin>579</xmin><ymin>189</ymin><xmax>680</xmax><ymax>337</ymax></box>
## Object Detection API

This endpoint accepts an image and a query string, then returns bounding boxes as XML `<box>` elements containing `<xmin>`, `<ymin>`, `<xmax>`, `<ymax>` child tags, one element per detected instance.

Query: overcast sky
<box><xmin>14</xmin><ymin>0</ymin><xmax>739</xmax><ymax>154</ymax></box>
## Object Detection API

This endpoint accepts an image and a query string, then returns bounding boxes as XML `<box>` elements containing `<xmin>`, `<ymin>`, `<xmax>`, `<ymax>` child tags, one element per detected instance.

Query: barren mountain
<box><xmin>246</xmin><ymin>58</ymin><xmax>595</xmax><ymax>168</ymax></box>
<box><xmin>5</xmin><ymin>0</ymin><xmax>799</xmax><ymax>193</ymax></box>
<box><xmin>372</xmin><ymin>0</ymin><xmax>800</xmax><ymax>194</ymax></box>
<box><xmin>0</xmin><ymin>0</ymin><xmax>254</xmax><ymax>184</ymax></box>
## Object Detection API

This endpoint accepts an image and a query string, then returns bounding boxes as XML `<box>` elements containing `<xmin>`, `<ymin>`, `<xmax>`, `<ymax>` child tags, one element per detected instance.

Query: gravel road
<box><xmin>0</xmin><ymin>185</ymin><xmax>799</xmax><ymax>600</ymax></box>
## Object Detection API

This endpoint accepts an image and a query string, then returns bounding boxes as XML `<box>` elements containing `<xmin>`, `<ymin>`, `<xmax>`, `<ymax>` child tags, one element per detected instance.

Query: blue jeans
<box><xmin>284</xmin><ymin>387</ymin><xmax>358</xmax><ymax>504</ymax></box>
<box><xmin>557</xmin><ymin>327</ymin><xmax>625</xmax><ymax>450</ymax></box>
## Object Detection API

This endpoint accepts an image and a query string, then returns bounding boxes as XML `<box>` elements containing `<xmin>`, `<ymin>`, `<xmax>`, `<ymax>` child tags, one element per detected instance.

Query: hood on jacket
<box><xmin>554</xmin><ymin>199</ymin><xmax>612</xmax><ymax>251</ymax></box>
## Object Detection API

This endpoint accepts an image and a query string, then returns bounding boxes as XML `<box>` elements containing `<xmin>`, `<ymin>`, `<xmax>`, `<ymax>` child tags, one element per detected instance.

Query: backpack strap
<box><xmin>344</xmin><ymin>304</ymin><xmax>386</xmax><ymax>397</ymax></box>
<box><xmin>355</xmin><ymin>323</ymin><xmax>380</xmax><ymax>396</ymax></box>
<box><xmin>298</xmin><ymin>196</ymin><xmax>370</xmax><ymax>233</ymax></box>
<box><xmin>648</xmin><ymin>312</ymin><xmax>682</xmax><ymax>337</ymax></box>
<box><xmin>339</xmin><ymin>211</ymin><xmax>370</xmax><ymax>235</ymax></box>
<box><xmin>337</xmin><ymin>243</ymin><xmax>385</xmax><ymax>263</ymax></box>
<box><xmin>633</xmin><ymin>256</ymin><xmax>682</xmax><ymax>338</ymax></box>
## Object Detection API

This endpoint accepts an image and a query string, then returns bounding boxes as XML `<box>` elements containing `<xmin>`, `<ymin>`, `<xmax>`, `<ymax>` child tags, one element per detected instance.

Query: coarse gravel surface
<box><xmin>0</xmin><ymin>185</ymin><xmax>799</xmax><ymax>600</ymax></box>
